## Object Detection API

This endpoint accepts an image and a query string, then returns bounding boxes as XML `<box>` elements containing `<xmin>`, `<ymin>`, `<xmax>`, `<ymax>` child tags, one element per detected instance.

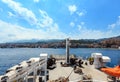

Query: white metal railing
<box><xmin>0</xmin><ymin>58</ymin><xmax>46</xmax><ymax>82</ymax></box>
<box><xmin>11</xmin><ymin>59</ymin><xmax>45</xmax><ymax>81</ymax></box>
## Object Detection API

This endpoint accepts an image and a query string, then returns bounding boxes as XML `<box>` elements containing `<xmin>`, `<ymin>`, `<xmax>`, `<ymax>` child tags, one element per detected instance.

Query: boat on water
<box><xmin>119</xmin><ymin>47</ymin><xmax>120</xmax><ymax>49</ymax></box>
<box><xmin>0</xmin><ymin>38</ymin><xmax>119</xmax><ymax>82</ymax></box>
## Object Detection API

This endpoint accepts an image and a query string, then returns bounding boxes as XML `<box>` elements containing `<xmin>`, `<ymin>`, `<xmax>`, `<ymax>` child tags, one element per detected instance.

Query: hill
<box><xmin>100</xmin><ymin>36</ymin><xmax>120</xmax><ymax>48</ymax></box>
<box><xmin>0</xmin><ymin>36</ymin><xmax>120</xmax><ymax>48</ymax></box>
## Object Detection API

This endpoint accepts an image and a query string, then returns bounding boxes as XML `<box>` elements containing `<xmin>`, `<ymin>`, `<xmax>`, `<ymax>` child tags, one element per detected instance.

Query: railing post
<box><xmin>40</xmin><ymin>53</ymin><xmax>48</xmax><ymax>82</ymax></box>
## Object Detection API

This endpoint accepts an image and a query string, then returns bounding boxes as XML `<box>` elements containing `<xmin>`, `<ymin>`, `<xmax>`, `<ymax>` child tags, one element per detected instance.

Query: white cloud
<box><xmin>68</xmin><ymin>5</ymin><xmax>86</xmax><ymax>16</ymax></box>
<box><xmin>75</xmin><ymin>27</ymin><xmax>115</xmax><ymax>39</ymax></box>
<box><xmin>77</xmin><ymin>22</ymin><xmax>85</xmax><ymax>31</ymax></box>
<box><xmin>117</xmin><ymin>16</ymin><xmax>120</xmax><ymax>25</ymax></box>
<box><xmin>70</xmin><ymin>22</ymin><xmax>75</xmax><ymax>27</ymax></box>
<box><xmin>76</xmin><ymin>21</ymin><xmax>119</xmax><ymax>39</ymax></box>
<box><xmin>78</xmin><ymin>25</ymin><xmax>82</xmax><ymax>31</ymax></box>
<box><xmin>108</xmin><ymin>24</ymin><xmax>116</xmax><ymax>29</ymax></box>
<box><xmin>77</xmin><ymin>12</ymin><xmax>84</xmax><ymax>16</ymax></box>
<box><xmin>0</xmin><ymin>20</ymin><xmax>67</xmax><ymax>43</ymax></box>
<box><xmin>38</xmin><ymin>9</ymin><xmax>53</xmax><ymax>28</ymax></box>
<box><xmin>2</xmin><ymin>0</ymin><xmax>61</xmax><ymax>33</ymax></box>
<box><xmin>34</xmin><ymin>0</ymin><xmax>39</xmax><ymax>3</ymax></box>
<box><xmin>78</xmin><ymin>28</ymin><xmax>105</xmax><ymax>39</ymax></box>
<box><xmin>1</xmin><ymin>0</ymin><xmax>69</xmax><ymax>43</ymax></box>
<box><xmin>46</xmin><ymin>23</ymin><xmax>59</xmax><ymax>32</ymax></box>
<box><xmin>38</xmin><ymin>9</ymin><xmax>62</xmax><ymax>34</ymax></box>
<box><xmin>8</xmin><ymin>11</ymin><xmax>15</xmax><ymax>17</ymax></box>
<box><xmin>2</xmin><ymin>0</ymin><xmax>38</xmax><ymax>25</ymax></box>
<box><xmin>0</xmin><ymin>19</ymin><xmax>119</xmax><ymax>43</ymax></box>
<box><xmin>68</xmin><ymin>5</ymin><xmax>77</xmax><ymax>15</ymax></box>
<box><xmin>108</xmin><ymin>16</ymin><xmax>120</xmax><ymax>29</ymax></box>
<box><xmin>77</xmin><ymin>10</ymin><xmax>86</xmax><ymax>17</ymax></box>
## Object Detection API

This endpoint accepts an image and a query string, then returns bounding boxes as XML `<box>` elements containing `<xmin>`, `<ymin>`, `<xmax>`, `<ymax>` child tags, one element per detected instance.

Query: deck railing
<box><xmin>0</xmin><ymin>58</ymin><xmax>46</xmax><ymax>82</ymax></box>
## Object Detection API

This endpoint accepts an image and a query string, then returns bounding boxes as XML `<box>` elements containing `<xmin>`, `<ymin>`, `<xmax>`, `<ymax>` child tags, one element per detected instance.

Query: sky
<box><xmin>0</xmin><ymin>0</ymin><xmax>120</xmax><ymax>43</ymax></box>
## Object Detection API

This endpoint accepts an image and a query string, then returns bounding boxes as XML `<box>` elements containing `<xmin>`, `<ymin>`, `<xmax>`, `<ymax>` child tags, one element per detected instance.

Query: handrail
<box><xmin>0</xmin><ymin>58</ymin><xmax>46</xmax><ymax>82</ymax></box>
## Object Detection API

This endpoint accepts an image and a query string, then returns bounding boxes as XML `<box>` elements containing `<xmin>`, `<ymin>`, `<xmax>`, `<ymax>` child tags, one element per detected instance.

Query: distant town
<box><xmin>0</xmin><ymin>36</ymin><xmax>120</xmax><ymax>48</ymax></box>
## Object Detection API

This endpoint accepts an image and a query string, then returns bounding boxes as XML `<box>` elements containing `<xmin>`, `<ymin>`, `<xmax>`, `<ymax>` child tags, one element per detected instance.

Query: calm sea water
<box><xmin>0</xmin><ymin>48</ymin><xmax>120</xmax><ymax>75</ymax></box>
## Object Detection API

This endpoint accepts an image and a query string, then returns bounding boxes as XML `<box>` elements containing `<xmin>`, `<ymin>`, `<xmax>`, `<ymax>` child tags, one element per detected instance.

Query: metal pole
<box><xmin>40</xmin><ymin>53</ymin><xmax>48</xmax><ymax>82</ymax></box>
<box><xmin>45</xmin><ymin>56</ymin><xmax>47</xmax><ymax>82</ymax></box>
<box><xmin>25</xmin><ymin>72</ymin><xmax>28</xmax><ymax>82</ymax></box>
<box><xmin>33</xmin><ymin>68</ymin><xmax>36</xmax><ymax>82</ymax></box>
<box><xmin>66</xmin><ymin>38</ymin><xmax>70</xmax><ymax>64</ymax></box>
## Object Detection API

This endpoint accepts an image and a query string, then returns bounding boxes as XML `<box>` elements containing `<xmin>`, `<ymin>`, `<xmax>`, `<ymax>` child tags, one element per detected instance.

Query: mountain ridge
<box><xmin>7</xmin><ymin>35</ymin><xmax>120</xmax><ymax>43</ymax></box>
<box><xmin>0</xmin><ymin>35</ymin><xmax>120</xmax><ymax>48</ymax></box>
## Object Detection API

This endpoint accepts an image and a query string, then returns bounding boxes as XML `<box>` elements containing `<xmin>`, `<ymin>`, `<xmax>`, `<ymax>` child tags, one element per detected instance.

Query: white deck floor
<box><xmin>48</xmin><ymin>60</ymin><xmax>110</xmax><ymax>82</ymax></box>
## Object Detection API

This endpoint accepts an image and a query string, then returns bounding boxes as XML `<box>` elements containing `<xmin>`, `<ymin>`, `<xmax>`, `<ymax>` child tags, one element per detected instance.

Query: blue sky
<box><xmin>0</xmin><ymin>0</ymin><xmax>120</xmax><ymax>43</ymax></box>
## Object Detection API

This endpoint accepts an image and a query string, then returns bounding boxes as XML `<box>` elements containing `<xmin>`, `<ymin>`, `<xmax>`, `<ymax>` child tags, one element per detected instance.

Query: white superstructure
<box><xmin>92</xmin><ymin>53</ymin><xmax>111</xmax><ymax>68</ymax></box>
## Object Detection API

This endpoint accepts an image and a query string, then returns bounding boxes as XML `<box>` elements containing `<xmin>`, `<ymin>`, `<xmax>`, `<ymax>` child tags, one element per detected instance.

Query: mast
<box><xmin>66</xmin><ymin>38</ymin><xmax>70</xmax><ymax>64</ymax></box>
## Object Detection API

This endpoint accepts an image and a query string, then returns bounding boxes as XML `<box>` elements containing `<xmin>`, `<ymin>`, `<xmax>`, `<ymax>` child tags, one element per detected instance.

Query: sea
<box><xmin>0</xmin><ymin>48</ymin><xmax>120</xmax><ymax>75</ymax></box>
